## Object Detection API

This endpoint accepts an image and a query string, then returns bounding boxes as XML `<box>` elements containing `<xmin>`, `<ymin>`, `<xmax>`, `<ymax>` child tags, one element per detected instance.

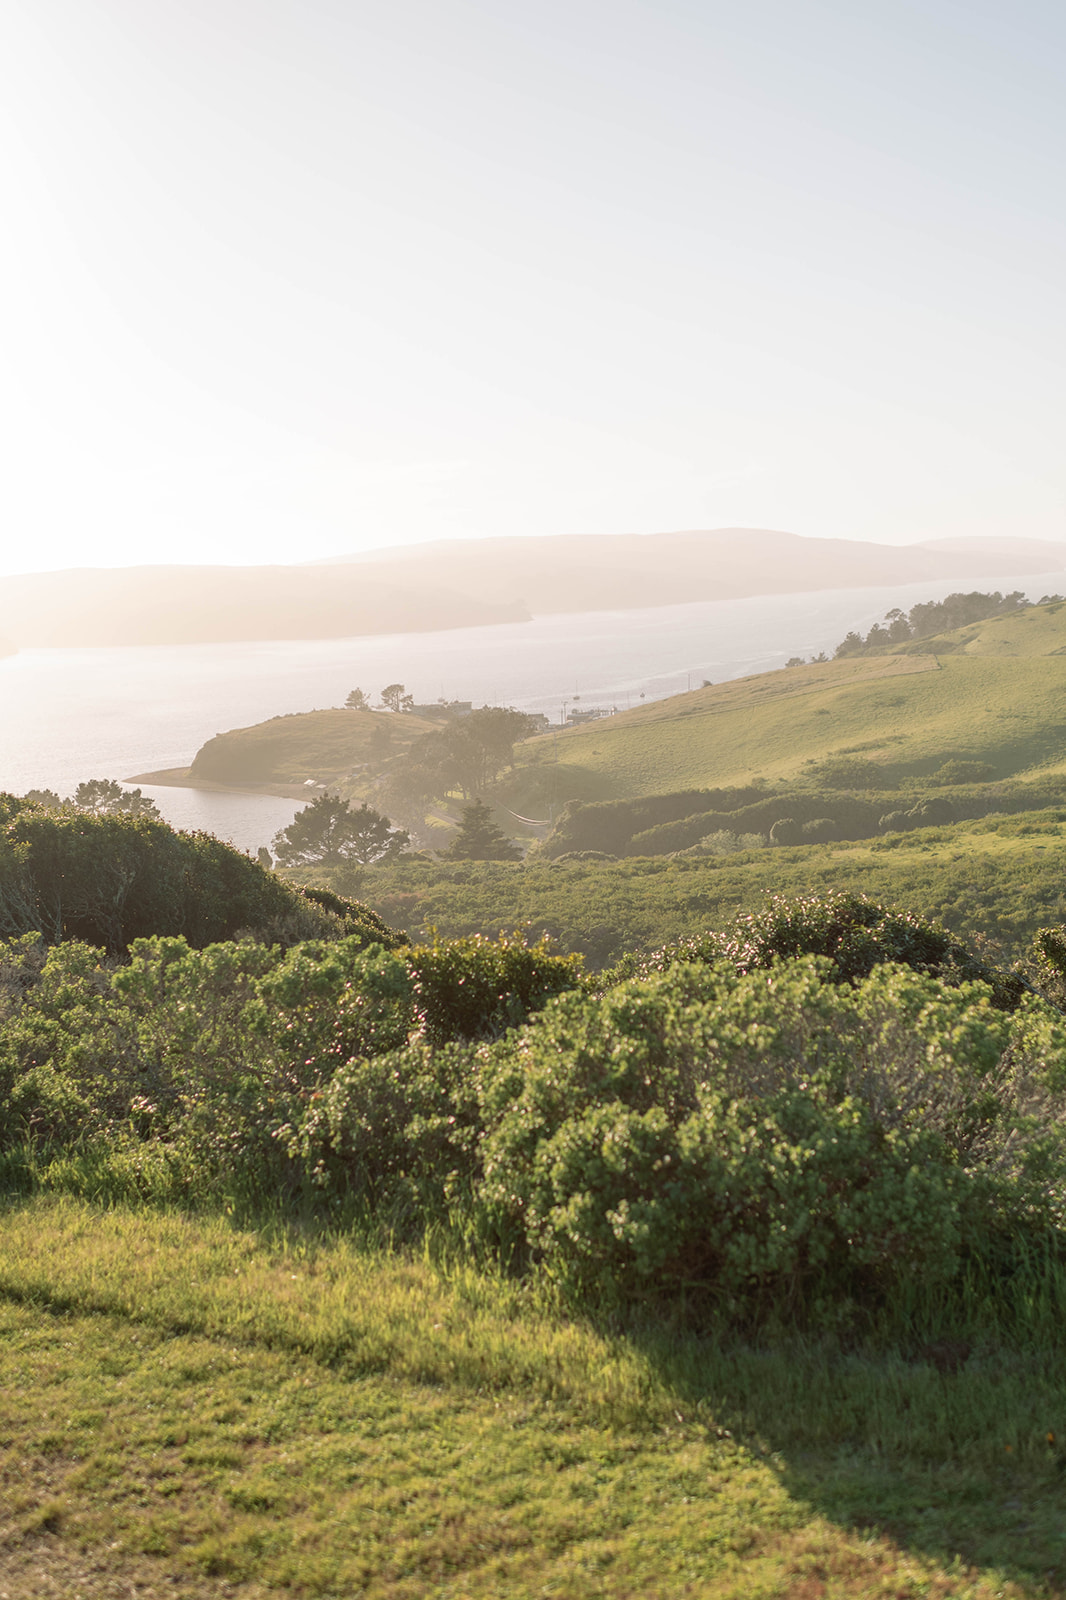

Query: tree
<box><xmin>404</xmin><ymin>706</ymin><xmax>538</xmax><ymax>800</ymax></box>
<box><xmin>442</xmin><ymin>800</ymin><xmax>521</xmax><ymax>861</ymax></box>
<box><xmin>73</xmin><ymin>778</ymin><xmax>160</xmax><ymax>819</ymax></box>
<box><xmin>74</xmin><ymin>778</ymin><xmax>124</xmax><ymax>813</ymax></box>
<box><xmin>22</xmin><ymin>788</ymin><xmax>62</xmax><ymax>810</ymax></box>
<box><xmin>345</xmin><ymin>688</ymin><xmax>371</xmax><ymax>711</ymax></box>
<box><xmin>379</xmin><ymin>683</ymin><xmax>414</xmax><ymax>714</ymax></box>
<box><xmin>272</xmin><ymin>793</ymin><xmax>409</xmax><ymax>867</ymax></box>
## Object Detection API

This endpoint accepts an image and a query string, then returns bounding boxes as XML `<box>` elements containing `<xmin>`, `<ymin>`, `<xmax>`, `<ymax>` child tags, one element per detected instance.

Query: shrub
<box><xmin>0</xmin><ymin>806</ymin><xmax>350</xmax><ymax>953</ymax></box>
<box><xmin>695</xmin><ymin>830</ymin><xmax>767</xmax><ymax>855</ymax></box>
<box><xmin>801</xmin><ymin>818</ymin><xmax>840</xmax><ymax>842</ymax></box>
<box><xmin>479</xmin><ymin>959</ymin><xmax>1066</xmax><ymax>1310</ymax></box>
<box><xmin>297</xmin><ymin>886</ymin><xmax>409</xmax><ymax>948</ymax></box>
<box><xmin>613</xmin><ymin>892</ymin><xmax>1024</xmax><ymax>1010</ymax></box>
<box><xmin>295</xmin><ymin>1040</ymin><xmax>486</xmax><ymax>1221</ymax></box>
<box><xmin>932</xmin><ymin>760</ymin><xmax>996</xmax><ymax>786</ymax></box>
<box><xmin>803</xmin><ymin>757</ymin><xmax>888</xmax><ymax>790</ymax></box>
<box><xmin>408</xmin><ymin>933</ymin><xmax>584</xmax><ymax>1044</ymax></box>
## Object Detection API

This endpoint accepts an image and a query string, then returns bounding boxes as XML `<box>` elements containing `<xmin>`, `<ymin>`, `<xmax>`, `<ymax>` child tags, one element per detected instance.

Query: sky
<box><xmin>2</xmin><ymin>0</ymin><xmax>1065</xmax><ymax>576</ymax></box>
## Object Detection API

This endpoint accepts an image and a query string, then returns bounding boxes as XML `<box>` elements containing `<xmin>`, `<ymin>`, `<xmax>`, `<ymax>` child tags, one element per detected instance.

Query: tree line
<box><xmin>830</xmin><ymin>588</ymin><xmax>1056</xmax><ymax>659</ymax></box>
<box><xmin>21</xmin><ymin>778</ymin><xmax>161</xmax><ymax>819</ymax></box>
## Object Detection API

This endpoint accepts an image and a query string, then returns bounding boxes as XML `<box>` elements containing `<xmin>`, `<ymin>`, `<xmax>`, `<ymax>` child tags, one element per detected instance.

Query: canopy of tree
<box><xmin>442</xmin><ymin>800</ymin><xmax>521</xmax><ymax>861</ymax></box>
<box><xmin>0</xmin><ymin>796</ymin><xmax>390</xmax><ymax>953</ymax></box>
<box><xmin>272</xmin><ymin>794</ymin><xmax>409</xmax><ymax>867</ymax></box>
<box><xmin>833</xmin><ymin>590</ymin><xmax>1038</xmax><ymax>658</ymax></box>
<box><xmin>387</xmin><ymin>707</ymin><xmax>539</xmax><ymax>806</ymax></box>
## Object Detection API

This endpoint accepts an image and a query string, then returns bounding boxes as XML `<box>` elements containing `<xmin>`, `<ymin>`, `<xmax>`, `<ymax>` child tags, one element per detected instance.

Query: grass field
<box><xmin>188</xmin><ymin>709</ymin><xmax>443</xmax><ymax>789</ymax></box>
<box><xmin>356</xmin><ymin>808</ymin><xmax>1066</xmax><ymax>964</ymax></box>
<box><xmin>508</xmin><ymin>651</ymin><xmax>1066</xmax><ymax>809</ymax></box>
<box><xmin>4</xmin><ymin>1196</ymin><xmax>1066</xmax><ymax>1599</ymax></box>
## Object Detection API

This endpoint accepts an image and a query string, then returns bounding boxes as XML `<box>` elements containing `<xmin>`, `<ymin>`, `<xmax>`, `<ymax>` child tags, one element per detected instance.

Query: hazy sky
<box><xmin>3</xmin><ymin>0</ymin><xmax>1065</xmax><ymax>575</ymax></box>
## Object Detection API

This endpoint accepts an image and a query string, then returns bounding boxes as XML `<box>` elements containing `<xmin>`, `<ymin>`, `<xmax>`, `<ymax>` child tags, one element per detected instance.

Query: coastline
<box><xmin>128</xmin><ymin>767</ymin><xmax>322</xmax><ymax>801</ymax></box>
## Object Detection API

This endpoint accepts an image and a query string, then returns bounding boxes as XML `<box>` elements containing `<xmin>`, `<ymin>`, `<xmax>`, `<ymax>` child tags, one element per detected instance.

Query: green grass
<box><xmin>189</xmin><ymin>708</ymin><xmax>442</xmax><ymax>788</ymax></box>
<box><xmin>511</xmin><ymin>649</ymin><xmax>1066</xmax><ymax>807</ymax></box>
<box><xmin>358</xmin><ymin>808</ymin><xmax>1066</xmax><ymax>965</ymax></box>
<box><xmin>3</xmin><ymin>1196</ymin><xmax>1066</xmax><ymax>1598</ymax></box>
<box><xmin>487</xmin><ymin>600</ymin><xmax>1066</xmax><ymax>817</ymax></box>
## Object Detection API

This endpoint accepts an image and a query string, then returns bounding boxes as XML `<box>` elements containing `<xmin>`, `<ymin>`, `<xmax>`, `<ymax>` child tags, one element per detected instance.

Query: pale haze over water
<box><xmin>3</xmin><ymin>573</ymin><xmax>1060</xmax><ymax>856</ymax></box>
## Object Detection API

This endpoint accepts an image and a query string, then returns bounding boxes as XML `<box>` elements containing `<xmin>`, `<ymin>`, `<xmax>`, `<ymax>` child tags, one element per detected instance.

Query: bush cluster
<box><xmin>5</xmin><ymin>891</ymin><xmax>1066</xmax><ymax>1329</ymax></box>
<box><xmin>0</xmin><ymin>800</ymin><xmax>406</xmax><ymax>954</ymax></box>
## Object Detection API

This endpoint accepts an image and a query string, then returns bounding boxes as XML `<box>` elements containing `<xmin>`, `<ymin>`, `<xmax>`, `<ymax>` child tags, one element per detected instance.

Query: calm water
<box><xmin>2</xmin><ymin>569</ymin><xmax>1061</xmax><ymax>855</ymax></box>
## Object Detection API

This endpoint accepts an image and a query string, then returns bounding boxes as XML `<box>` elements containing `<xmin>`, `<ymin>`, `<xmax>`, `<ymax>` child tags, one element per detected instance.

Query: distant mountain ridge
<box><xmin>310</xmin><ymin>528</ymin><xmax>1066</xmax><ymax>615</ymax></box>
<box><xmin>4</xmin><ymin>529</ymin><xmax>1066</xmax><ymax>647</ymax></box>
<box><xmin>0</xmin><ymin>566</ymin><xmax>527</xmax><ymax>648</ymax></box>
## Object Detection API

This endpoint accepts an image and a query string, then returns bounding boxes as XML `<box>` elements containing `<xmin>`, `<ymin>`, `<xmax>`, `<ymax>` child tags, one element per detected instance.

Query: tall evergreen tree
<box><xmin>442</xmin><ymin>800</ymin><xmax>521</xmax><ymax>861</ymax></box>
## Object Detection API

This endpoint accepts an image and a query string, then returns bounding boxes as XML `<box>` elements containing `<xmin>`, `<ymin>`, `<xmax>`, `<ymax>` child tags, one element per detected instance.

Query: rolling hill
<box><xmin>500</xmin><ymin>598</ymin><xmax>1066</xmax><ymax>814</ymax></box>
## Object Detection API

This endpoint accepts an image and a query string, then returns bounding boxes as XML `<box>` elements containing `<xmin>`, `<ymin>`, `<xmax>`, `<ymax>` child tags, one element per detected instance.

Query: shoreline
<box><xmin>128</xmin><ymin>767</ymin><xmax>321</xmax><ymax>801</ymax></box>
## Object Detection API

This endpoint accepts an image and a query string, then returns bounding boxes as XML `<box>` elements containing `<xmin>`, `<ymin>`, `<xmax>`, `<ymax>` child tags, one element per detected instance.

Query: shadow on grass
<box><xmin>623</xmin><ymin>1323</ymin><xmax>1066</xmax><ymax>1594</ymax></box>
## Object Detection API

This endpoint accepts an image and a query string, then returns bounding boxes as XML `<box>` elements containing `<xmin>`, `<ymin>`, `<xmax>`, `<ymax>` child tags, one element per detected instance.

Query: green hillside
<box><xmin>188</xmin><ymin>708</ymin><xmax>442</xmax><ymax>787</ymax></box>
<box><xmin>354</xmin><ymin>807</ymin><xmax>1066</xmax><ymax>966</ymax></box>
<box><xmin>178</xmin><ymin>599</ymin><xmax>1066</xmax><ymax>842</ymax></box>
<box><xmin>503</xmin><ymin>599</ymin><xmax>1066</xmax><ymax>814</ymax></box>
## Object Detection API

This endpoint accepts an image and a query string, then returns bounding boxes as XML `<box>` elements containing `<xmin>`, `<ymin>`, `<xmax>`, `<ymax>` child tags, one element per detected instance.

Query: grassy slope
<box><xmin>2</xmin><ymin>1196</ymin><xmax>1064</xmax><ymax>1599</ymax></box>
<box><xmin>182</xmin><ymin>601</ymin><xmax>1066</xmax><ymax>808</ymax></box>
<box><xmin>361</xmin><ymin>809</ymin><xmax>1066</xmax><ymax>964</ymax></box>
<box><xmin>189</xmin><ymin>709</ymin><xmax>441</xmax><ymax>788</ymax></box>
<box><xmin>510</xmin><ymin>659</ymin><xmax>1066</xmax><ymax>815</ymax></box>
<box><xmin>490</xmin><ymin>601</ymin><xmax>1066</xmax><ymax>818</ymax></box>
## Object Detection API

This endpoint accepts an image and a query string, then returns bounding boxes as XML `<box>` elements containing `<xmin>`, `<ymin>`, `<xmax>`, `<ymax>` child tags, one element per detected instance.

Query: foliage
<box><xmin>21</xmin><ymin>788</ymin><xmax>62</xmax><ymax>810</ymax></box>
<box><xmin>0</xmin><ymin>926</ymin><xmax>583</xmax><ymax>1198</ymax></box>
<box><xmin>835</xmin><ymin>590</ymin><xmax>1030</xmax><ymax>658</ymax></box>
<box><xmin>73</xmin><ymin>777</ymin><xmax>161</xmax><ymax>818</ymax></box>
<box><xmin>344</xmin><ymin>686</ymin><xmax>370</xmax><ymax>710</ymax></box>
<box><xmin>690</xmin><ymin>829</ymin><xmax>767</xmax><ymax>855</ymax></box>
<box><xmin>480</xmin><ymin>958</ymin><xmax>1066</xmax><ymax>1306</ymax></box>
<box><xmin>296</xmin><ymin>1039</ymin><xmax>484</xmax><ymax>1212</ymax></box>
<box><xmin>272</xmin><ymin>792</ymin><xmax>409</xmax><ymax>867</ymax></box>
<box><xmin>391</xmin><ymin>707</ymin><xmax>541</xmax><ymax>803</ymax></box>
<box><xmin>544</xmin><ymin>788</ymin><xmax>765</xmax><ymax>858</ymax></box>
<box><xmin>379</xmin><ymin>682</ymin><xmax>415</xmax><ymax>713</ymax></box>
<box><xmin>442</xmin><ymin>799</ymin><xmax>522</xmax><ymax>861</ymax></box>
<box><xmin>407</xmin><ymin>931</ymin><xmax>584</xmax><ymax>1044</ymax></box>
<box><xmin>607</xmin><ymin>891</ymin><xmax>1026</xmax><ymax>1010</ymax></box>
<box><xmin>932</xmin><ymin>758</ymin><xmax>996</xmax><ymax>785</ymax></box>
<box><xmin>358</xmin><ymin>808</ymin><xmax>1066</xmax><ymax>968</ymax></box>
<box><xmin>801</xmin><ymin>756</ymin><xmax>888</xmax><ymax>789</ymax></box>
<box><xmin>297</xmin><ymin>884</ymin><xmax>408</xmax><ymax>947</ymax></box>
<box><xmin>0</xmin><ymin>802</ymin><xmax>351</xmax><ymax>953</ymax></box>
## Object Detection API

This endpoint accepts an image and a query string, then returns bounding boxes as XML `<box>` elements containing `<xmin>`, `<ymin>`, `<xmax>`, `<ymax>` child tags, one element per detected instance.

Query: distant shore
<box><xmin>128</xmin><ymin>766</ymin><xmax>321</xmax><ymax>802</ymax></box>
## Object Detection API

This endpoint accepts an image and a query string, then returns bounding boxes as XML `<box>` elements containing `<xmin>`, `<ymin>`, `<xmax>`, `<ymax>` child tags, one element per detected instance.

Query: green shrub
<box><xmin>610</xmin><ymin>892</ymin><xmax>1024</xmax><ymax>1010</ymax></box>
<box><xmin>298</xmin><ymin>886</ymin><xmax>408</xmax><ymax>947</ymax></box>
<box><xmin>479</xmin><ymin>959</ymin><xmax>1066</xmax><ymax>1312</ymax></box>
<box><xmin>407</xmin><ymin>933</ymin><xmax>584</xmax><ymax>1044</ymax></box>
<box><xmin>295</xmin><ymin>1040</ymin><xmax>486</xmax><ymax>1222</ymax></box>
<box><xmin>0</xmin><ymin>806</ymin><xmax>353</xmax><ymax>953</ymax></box>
